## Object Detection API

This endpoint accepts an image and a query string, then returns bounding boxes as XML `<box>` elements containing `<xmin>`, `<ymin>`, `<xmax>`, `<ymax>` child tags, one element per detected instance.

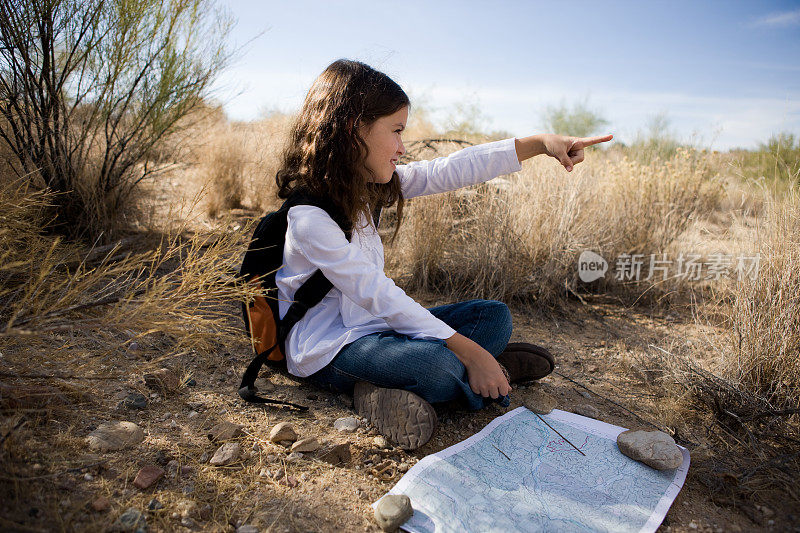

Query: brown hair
<box><xmin>276</xmin><ymin>59</ymin><xmax>408</xmax><ymax>242</ymax></box>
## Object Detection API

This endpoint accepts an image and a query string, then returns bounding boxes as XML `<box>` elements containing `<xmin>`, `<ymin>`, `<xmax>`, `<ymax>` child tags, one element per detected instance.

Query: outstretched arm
<box><xmin>515</xmin><ymin>133</ymin><xmax>614</xmax><ymax>171</ymax></box>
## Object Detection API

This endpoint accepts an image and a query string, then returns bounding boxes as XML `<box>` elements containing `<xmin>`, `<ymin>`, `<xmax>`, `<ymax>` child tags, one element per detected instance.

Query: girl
<box><xmin>274</xmin><ymin>59</ymin><xmax>612</xmax><ymax>450</ymax></box>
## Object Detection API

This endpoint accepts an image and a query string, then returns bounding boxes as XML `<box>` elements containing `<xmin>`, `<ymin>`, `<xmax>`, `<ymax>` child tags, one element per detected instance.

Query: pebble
<box><xmin>268</xmin><ymin>422</ymin><xmax>297</xmax><ymax>443</ymax></box>
<box><xmin>180</xmin><ymin>517</ymin><xmax>195</xmax><ymax>528</ymax></box>
<box><xmin>207</xmin><ymin>421</ymin><xmax>244</xmax><ymax>442</ymax></box>
<box><xmin>291</xmin><ymin>437</ymin><xmax>321</xmax><ymax>453</ymax></box>
<box><xmin>143</xmin><ymin>368</ymin><xmax>179</xmax><ymax>393</ymax></box>
<box><xmin>110</xmin><ymin>507</ymin><xmax>147</xmax><ymax>532</ymax></box>
<box><xmin>334</xmin><ymin>417</ymin><xmax>360</xmax><ymax>432</ymax></box>
<box><xmin>121</xmin><ymin>393</ymin><xmax>148</xmax><ymax>410</ymax></box>
<box><xmin>147</xmin><ymin>498</ymin><xmax>163</xmax><ymax>511</ymax></box>
<box><xmin>90</xmin><ymin>495</ymin><xmax>111</xmax><ymax>512</ymax></box>
<box><xmin>373</xmin><ymin>436</ymin><xmax>390</xmax><ymax>449</ymax></box>
<box><xmin>574</xmin><ymin>404</ymin><xmax>601</xmax><ymax>419</ymax></box>
<box><xmin>84</xmin><ymin>473</ymin><xmax>94</xmax><ymax>481</ymax></box>
<box><xmin>86</xmin><ymin>421</ymin><xmax>145</xmax><ymax>452</ymax></box>
<box><xmin>237</xmin><ymin>525</ymin><xmax>259</xmax><ymax>533</ymax></box>
<box><xmin>265</xmin><ymin>454</ymin><xmax>278</xmax><ymax>463</ymax></box>
<box><xmin>398</xmin><ymin>462</ymin><xmax>410</xmax><ymax>473</ymax></box>
<box><xmin>317</xmin><ymin>443</ymin><xmax>351</xmax><ymax>466</ymax></box>
<box><xmin>133</xmin><ymin>465</ymin><xmax>164</xmax><ymax>490</ymax></box>
<box><xmin>617</xmin><ymin>430</ymin><xmax>683</xmax><ymax>470</ymax></box>
<box><xmin>188</xmin><ymin>410</ymin><xmax>199</xmax><ymax>419</ymax></box>
<box><xmin>579</xmin><ymin>390</ymin><xmax>592</xmax><ymax>399</ymax></box>
<box><xmin>374</xmin><ymin>494</ymin><xmax>413</xmax><ymax>531</ymax></box>
<box><xmin>522</xmin><ymin>390</ymin><xmax>557</xmax><ymax>415</ymax></box>
<box><xmin>176</xmin><ymin>499</ymin><xmax>198</xmax><ymax>519</ymax></box>
<box><xmin>285</xmin><ymin>452</ymin><xmax>303</xmax><ymax>463</ymax></box>
<box><xmin>209</xmin><ymin>442</ymin><xmax>241</xmax><ymax>466</ymax></box>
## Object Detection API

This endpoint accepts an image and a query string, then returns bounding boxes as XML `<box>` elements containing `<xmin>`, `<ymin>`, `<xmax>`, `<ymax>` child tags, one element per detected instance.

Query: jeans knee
<box><xmin>414</xmin><ymin>350</ymin><xmax>468</xmax><ymax>403</ymax></box>
<box><xmin>485</xmin><ymin>300</ymin><xmax>513</xmax><ymax>342</ymax></box>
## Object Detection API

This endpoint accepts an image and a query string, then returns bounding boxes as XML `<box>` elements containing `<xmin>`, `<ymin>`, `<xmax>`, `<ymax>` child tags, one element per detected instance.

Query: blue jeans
<box><xmin>307</xmin><ymin>299</ymin><xmax>513</xmax><ymax>410</ymax></box>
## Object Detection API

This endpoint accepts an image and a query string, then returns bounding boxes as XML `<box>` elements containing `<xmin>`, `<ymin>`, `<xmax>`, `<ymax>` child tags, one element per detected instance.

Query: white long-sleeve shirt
<box><xmin>276</xmin><ymin>137</ymin><xmax>523</xmax><ymax>377</ymax></box>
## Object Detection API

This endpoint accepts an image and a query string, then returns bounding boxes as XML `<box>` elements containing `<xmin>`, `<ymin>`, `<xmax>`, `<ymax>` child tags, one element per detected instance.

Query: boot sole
<box><xmin>497</xmin><ymin>342</ymin><xmax>555</xmax><ymax>382</ymax></box>
<box><xmin>353</xmin><ymin>382</ymin><xmax>437</xmax><ymax>450</ymax></box>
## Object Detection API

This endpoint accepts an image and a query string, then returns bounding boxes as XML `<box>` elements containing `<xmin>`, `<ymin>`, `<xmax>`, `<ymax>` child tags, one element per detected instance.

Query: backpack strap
<box><xmin>238</xmin><ymin>189</ymin><xmax>355</xmax><ymax>409</ymax></box>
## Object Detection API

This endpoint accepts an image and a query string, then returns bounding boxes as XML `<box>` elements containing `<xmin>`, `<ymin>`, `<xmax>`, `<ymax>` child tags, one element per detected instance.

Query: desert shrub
<box><xmin>721</xmin><ymin>188</ymin><xmax>800</xmax><ymax>408</ymax></box>
<box><xmin>540</xmin><ymin>99</ymin><xmax>609</xmax><ymax>138</ymax></box>
<box><xmin>0</xmin><ymin>0</ymin><xmax>231</xmax><ymax>240</ymax></box>
<box><xmin>733</xmin><ymin>132</ymin><xmax>800</xmax><ymax>191</ymax></box>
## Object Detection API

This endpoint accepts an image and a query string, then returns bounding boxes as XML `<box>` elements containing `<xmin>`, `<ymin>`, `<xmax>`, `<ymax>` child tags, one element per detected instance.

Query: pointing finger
<box><xmin>572</xmin><ymin>134</ymin><xmax>613</xmax><ymax>150</ymax></box>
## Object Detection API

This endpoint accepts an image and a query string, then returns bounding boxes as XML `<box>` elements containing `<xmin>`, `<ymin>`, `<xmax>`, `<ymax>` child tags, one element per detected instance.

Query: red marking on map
<box><xmin>546</xmin><ymin>435</ymin><xmax>589</xmax><ymax>453</ymax></box>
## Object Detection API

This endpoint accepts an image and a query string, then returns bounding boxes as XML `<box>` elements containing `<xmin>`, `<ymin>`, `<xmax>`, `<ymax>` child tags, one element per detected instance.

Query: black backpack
<box><xmin>238</xmin><ymin>189</ymin><xmax>380</xmax><ymax>410</ymax></box>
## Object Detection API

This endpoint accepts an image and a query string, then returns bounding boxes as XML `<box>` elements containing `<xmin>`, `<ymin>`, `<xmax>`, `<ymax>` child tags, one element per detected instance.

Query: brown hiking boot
<box><xmin>496</xmin><ymin>342</ymin><xmax>555</xmax><ymax>383</ymax></box>
<box><xmin>353</xmin><ymin>382</ymin><xmax>437</xmax><ymax>450</ymax></box>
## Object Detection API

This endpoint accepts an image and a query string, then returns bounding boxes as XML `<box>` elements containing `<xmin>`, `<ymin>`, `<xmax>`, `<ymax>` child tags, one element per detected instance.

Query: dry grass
<box><xmin>385</xmin><ymin>145</ymin><xmax>723</xmax><ymax>309</ymax></box>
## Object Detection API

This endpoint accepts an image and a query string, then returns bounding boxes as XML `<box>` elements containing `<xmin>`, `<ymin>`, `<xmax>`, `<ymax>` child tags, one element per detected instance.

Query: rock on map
<box><xmin>374</xmin><ymin>407</ymin><xmax>690</xmax><ymax>533</ymax></box>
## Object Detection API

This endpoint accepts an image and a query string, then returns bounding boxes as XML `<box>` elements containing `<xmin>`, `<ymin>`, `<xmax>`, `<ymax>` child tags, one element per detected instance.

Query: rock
<box><xmin>188</xmin><ymin>410</ymin><xmax>199</xmax><ymax>419</ymax></box>
<box><xmin>280</xmin><ymin>475</ymin><xmax>299</xmax><ymax>487</ymax></box>
<box><xmin>523</xmin><ymin>390</ymin><xmax>557</xmax><ymax>415</ymax></box>
<box><xmin>146</xmin><ymin>498</ymin><xmax>163</xmax><ymax>511</ymax></box>
<box><xmin>120</xmin><ymin>393</ymin><xmax>147</xmax><ymax>410</ymax></box>
<box><xmin>86</xmin><ymin>421</ymin><xmax>144</xmax><ymax>452</ymax></box>
<box><xmin>268</xmin><ymin>422</ymin><xmax>297</xmax><ymax>443</ymax></box>
<box><xmin>334</xmin><ymin>417</ymin><xmax>360</xmax><ymax>432</ymax></box>
<box><xmin>317</xmin><ymin>443</ymin><xmax>351</xmax><ymax>466</ymax></box>
<box><xmin>133</xmin><ymin>465</ymin><xmax>164</xmax><ymax>490</ymax></box>
<box><xmin>180</xmin><ymin>517</ymin><xmax>195</xmax><ymax>528</ymax></box>
<box><xmin>374</xmin><ymin>494</ymin><xmax>413</xmax><ymax>531</ymax></box>
<box><xmin>398</xmin><ymin>462</ymin><xmax>410</xmax><ymax>473</ymax></box>
<box><xmin>143</xmin><ymin>368</ymin><xmax>179</xmax><ymax>393</ymax></box>
<box><xmin>237</xmin><ymin>525</ymin><xmax>259</xmax><ymax>533</ymax></box>
<box><xmin>90</xmin><ymin>495</ymin><xmax>111</xmax><ymax>512</ymax></box>
<box><xmin>110</xmin><ymin>507</ymin><xmax>147</xmax><ymax>532</ymax></box>
<box><xmin>291</xmin><ymin>437</ymin><xmax>320</xmax><ymax>453</ymax></box>
<box><xmin>373</xmin><ymin>435</ymin><xmax>390</xmax><ymax>449</ymax></box>
<box><xmin>574</xmin><ymin>404</ymin><xmax>600</xmax><ymax>419</ymax></box>
<box><xmin>209</xmin><ymin>442</ymin><xmax>241</xmax><ymax>466</ymax></box>
<box><xmin>279</xmin><ymin>440</ymin><xmax>293</xmax><ymax>447</ymax></box>
<box><xmin>179</xmin><ymin>465</ymin><xmax>195</xmax><ymax>476</ymax></box>
<box><xmin>285</xmin><ymin>452</ymin><xmax>303</xmax><ymax>462</ymax></box>
<box><xmin>579</xmin><ymin>390</ymin><xmax>592</xmax><ymax>399</ymax></box>
<box><xmin>617</xmin><ymin>430</ymin><xmax>683</xmax><ymax>470</ymax></box>
<box><xmin>176</xmin><ymin>499</ymin><xmax>198</xmax><ymax>519</ymax></box>
<box><xmin>207</xmin><ymin>421</ymin><xmax>244</xmax><ymax>442</ymax></box>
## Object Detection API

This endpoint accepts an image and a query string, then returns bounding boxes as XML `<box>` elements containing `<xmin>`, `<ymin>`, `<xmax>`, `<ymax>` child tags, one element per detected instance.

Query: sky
<box><xmin>211</xmin><ymin>1</ymin><xmax>800</xmax><ymax>151</ymax></box>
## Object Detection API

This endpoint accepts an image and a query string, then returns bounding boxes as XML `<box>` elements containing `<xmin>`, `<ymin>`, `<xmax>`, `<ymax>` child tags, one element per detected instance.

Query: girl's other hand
<box><xmin>445</xmin><ymin>332</ymin><xmax>512</xmax><ymax>399</ymax></box>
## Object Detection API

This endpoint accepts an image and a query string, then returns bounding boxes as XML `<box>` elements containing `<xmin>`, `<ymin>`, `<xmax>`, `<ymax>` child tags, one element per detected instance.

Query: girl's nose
<box><xmin>398</xmin><ymin>140</ymin><xmax>406</xmax><ymax>157</ymax></box>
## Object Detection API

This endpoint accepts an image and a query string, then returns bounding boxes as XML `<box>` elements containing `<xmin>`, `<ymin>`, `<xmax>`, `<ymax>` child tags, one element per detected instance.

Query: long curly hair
<box><xmin>276</xmin><ymin>59</ymin><xmax>408</xmax><ymax>242</ymax></box>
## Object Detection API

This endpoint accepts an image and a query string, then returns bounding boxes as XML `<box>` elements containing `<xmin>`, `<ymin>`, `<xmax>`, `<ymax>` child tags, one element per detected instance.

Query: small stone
<box><xmin>617</xmin><ymin>430</ymin><xmax>683</xmax><ymax>470</ymax></box>
<box><xmin>147</xmin><ymin>498</ymin><xmax>163</xmax><ymax>511</ymax></box>
<box><xmin>259</xmin><ymin>468</ymin><xmax>270</xmax><ymax>477</ymax></box>
<box><xmin>523</xmin><ymin>390</ymin><xmax>558</xmax><ymax>415</ymax></box>
<box><xmin>265</xmin><ymin>454</ymin><xmax>278</xmax><ymax>463</ymax></box>
<box><xmin>279</xmin><ymin>440</ymin><xmax>293</xmax><ymax>447</ymax></box>
<box><xmin>285</xmin><ymin>452</ymin><xmax>303</xmax><ymax>462</ymax></box>
<box><xmin>280</xmin><ymin>475</ymin><xmax>299</xmax><ymax>487</ymax></box>
<box><xmin>90</xmin><ymin>495</ymin><xmax>111</xmax><ymax>512</ymax></box>
<box><xmin>128</xmin><ymin>342</ymin><xmax>140</xmax><ymax>352</ymax></box>
<box><xmin>334</xmin><ymin>417</ymin><xmax>360</xmax><ymax>432</ymax></box>
<box><xmin>317</xmin><ymin>443</ymin><xmax>351</xmax><ymax>466</ymax></box>
<box><xmin>176</xmin><ymin>499</ymin><xmax>198</xmax><ymax>519</ymax></box>
<box><xmin>179</xmin><ymin>465</ymin><xmax>195</xmax><ymax>476</ymax></box>
<box><xmin>579</xmin><ymin>390</ymin><xmax>592</xmax><ymax>399</ymax></box>
<box><xmin>143</xmin><ymin>368</ymin><xmax>179</xmax><ymax>393</ymax></box>
<box><xmin>374</xmin><ymin>494</ymin><xmax>413</xmax><ymax>531</ymax></box>
<box><xmin>291</xmin><ymin>437</ymin><xmax>320</xmax><ymax>453</ymax></box>
<box><xmin>86</xmin><ymin>421</ymin><xmax>145</xmax><ymax>452</ymax></box>
<box><xmin>84</xmin><ymin>473</ymin><xmax>94</xmax><ymax>481</ymax></box>
<box><xmin>133</xmin><ymin>465</ymin><xmax>164</xmax><ymax>490</ymax></box>
<box><xmin>199</xmin><ymin>452</ymin><xmax>209</xmax><ymax>463</ymax></box>
<box><xmin>209</xmin><ymin>442</ymin><xmax>241</xmax><ymax>466</ymax></box>
<box><xmin>121</xmin><ymin>393</ymin><xmax>147</xmax><ymax>410</ymax></box>
<box><xmin>268</xmin><ymin>422</ymin><xmax>297</xmax><ymax>443</ymax></box>
<box><xmin>237</xmin><ymin>525</ymin><xmax>259</xmax><ymax>533</ymax></box>
<box><xmin>373</xmin><ymin>435</ymin><xmax>390</xmax><ymax>449</ymax></box>
<box><xmin>110</xmin><ymin>507</ymin><xmax>147</xmax><ymax>532</ymax></box>
<box><xmin>587</xmin><ymin>364</ymin><xmax>599</xmax><ymax>373</ymax></box>
<box><xmin>574</xmin><ymin>404</ymin><xmax>601</xmax><ymax>419</ymax></box>
<box><xmin>165</xmin><ymin>459</ymin><xmax>180</xmax><ymax>471</ymax></box>
<box><xmin>207</xmin><ymin>421</ymin><xmax>244</xmax><ymax>442</ymax></box>
<box><xmin>398</xmin><ymin>462</ymin><xmax>410</xmax><ymax>473</ymax></box>
<box><xmin>188</xmin><ymin>411</ymin><xmax>199</xmax><ymax>419</ymax></box>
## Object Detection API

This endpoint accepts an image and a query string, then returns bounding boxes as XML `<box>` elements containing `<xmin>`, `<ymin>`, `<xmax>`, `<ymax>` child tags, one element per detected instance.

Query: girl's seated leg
<box><xmin>308</xmin><ymin>299</ymin><xmax>513</xmax><ymax>410</ymax></box>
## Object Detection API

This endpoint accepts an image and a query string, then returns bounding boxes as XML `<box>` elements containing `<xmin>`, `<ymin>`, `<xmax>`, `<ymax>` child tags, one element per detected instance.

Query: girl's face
<box><xmin>358</xmin><ymin>106</ymin><xmax>408</xmax><ymax>184</ymax></box>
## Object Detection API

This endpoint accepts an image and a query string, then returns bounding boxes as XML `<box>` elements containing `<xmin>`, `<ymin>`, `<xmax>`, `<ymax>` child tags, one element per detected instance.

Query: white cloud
<box><xmin>752</xmin><ymin>8</ymin><xmax>800</xmax><ymax>27</ymax></box>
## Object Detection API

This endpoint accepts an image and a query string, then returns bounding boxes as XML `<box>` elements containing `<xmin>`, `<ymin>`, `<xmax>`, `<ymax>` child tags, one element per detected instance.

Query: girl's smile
<box><xmin>359</xmin><ymin>106</ymin><xmax>408</xmax><ymax>183</ymax></box>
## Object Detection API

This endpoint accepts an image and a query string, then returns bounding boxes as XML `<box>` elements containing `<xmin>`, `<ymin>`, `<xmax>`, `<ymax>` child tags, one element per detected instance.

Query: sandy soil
<box><xmin>1</xmin><ymin>284</ymin><xmax>785</xmax><ymax>532</ymax></box>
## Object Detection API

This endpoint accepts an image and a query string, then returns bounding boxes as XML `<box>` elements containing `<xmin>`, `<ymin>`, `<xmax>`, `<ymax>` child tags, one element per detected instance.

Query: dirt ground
<box><xmin>2</xmin><ymin>281</ymin><xmax>793</xmax><ymax>532</ymax></box>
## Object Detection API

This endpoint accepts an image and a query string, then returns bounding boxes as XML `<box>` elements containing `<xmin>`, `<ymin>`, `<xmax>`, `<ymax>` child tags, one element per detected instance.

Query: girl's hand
<box><xmin>515</xmin><ymin>133</ymin><xmax>613</xmax><ymax>171</ymax></box>
<box><xmin>445</xmin><ymin>332</ymin><xmax>512</xmax><ymax>399</ymax></box>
